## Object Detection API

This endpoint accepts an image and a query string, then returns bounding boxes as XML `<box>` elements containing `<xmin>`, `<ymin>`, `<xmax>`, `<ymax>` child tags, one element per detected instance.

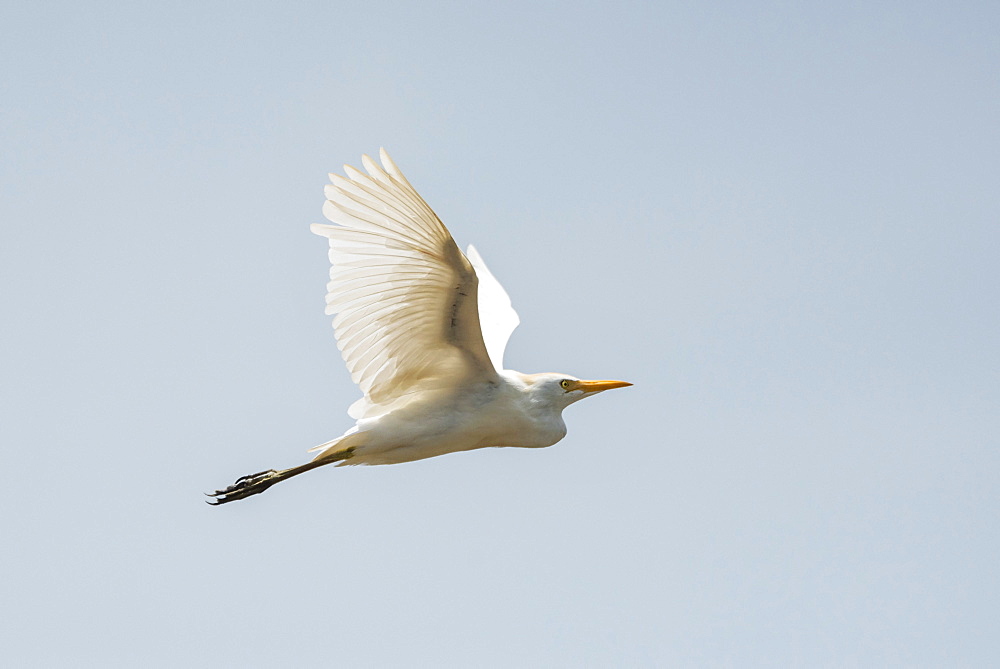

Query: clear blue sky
<box><xmin>2</xmin><ymin>1</ymin><xmax>998</xmax><ymax>666</ymax></box>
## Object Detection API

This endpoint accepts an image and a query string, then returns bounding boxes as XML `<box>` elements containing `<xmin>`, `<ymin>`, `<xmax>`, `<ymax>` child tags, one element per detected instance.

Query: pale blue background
<box><xmin>2</xmin><ymin>2</ymin><xmax>998</xmax><ymax>666</ymax></box>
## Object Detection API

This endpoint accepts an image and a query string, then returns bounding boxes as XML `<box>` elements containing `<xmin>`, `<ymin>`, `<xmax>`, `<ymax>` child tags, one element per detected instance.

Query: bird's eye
<box><xmin>560</xmin><ymin>379</ymin><xmax>571</xmax><ymax>390</ymax></box>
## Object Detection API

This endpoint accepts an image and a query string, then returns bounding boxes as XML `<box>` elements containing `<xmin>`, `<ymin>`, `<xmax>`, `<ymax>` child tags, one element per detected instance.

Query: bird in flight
<box><xmin>208</xmin><ymin>149</ymin><xmax>631</xmax><ymax>504</ymax></box>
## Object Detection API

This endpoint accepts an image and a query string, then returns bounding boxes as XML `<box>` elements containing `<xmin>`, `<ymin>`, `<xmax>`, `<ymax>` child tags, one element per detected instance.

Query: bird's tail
<box><xmin>308</xmin><ymin>429</ymin><xmax>369</xmax><ymax>463</ymax></box>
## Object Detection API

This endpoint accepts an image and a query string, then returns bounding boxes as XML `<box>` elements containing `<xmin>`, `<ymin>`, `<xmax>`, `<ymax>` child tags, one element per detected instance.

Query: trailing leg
<box><xmin>207</xmin><ymin>447</ymin><xmax>354</xmax><ymax>505</ymax></box>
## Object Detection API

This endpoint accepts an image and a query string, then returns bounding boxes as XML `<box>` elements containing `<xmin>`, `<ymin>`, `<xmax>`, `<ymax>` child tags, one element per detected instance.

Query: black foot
<box><xmin>206</xmin><ymin>469</ymin><xmax>281</xmax><ymax>505</ymax></box>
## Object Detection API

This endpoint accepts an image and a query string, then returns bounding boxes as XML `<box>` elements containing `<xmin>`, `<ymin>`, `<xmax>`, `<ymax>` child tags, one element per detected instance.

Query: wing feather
<box><xmin>312</xmin><ymin>149</ymin><xmax>497</xmax><ymax>419</ymax></box>
<box><xmin>466</xmin><ymin>245</ymin><xmax>520</xmax><ymax>371</ymax></box>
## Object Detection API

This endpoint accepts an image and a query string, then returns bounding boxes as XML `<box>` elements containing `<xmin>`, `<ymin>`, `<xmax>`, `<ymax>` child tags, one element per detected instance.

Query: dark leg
<box><xmin>207</xmin><ymin>448</ymin><xmax>354</xmax><ymax>505</ymax></box>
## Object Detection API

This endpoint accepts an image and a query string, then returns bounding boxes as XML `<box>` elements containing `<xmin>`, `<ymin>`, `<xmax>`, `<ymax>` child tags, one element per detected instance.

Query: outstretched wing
<box><xmin>311</xmin><ymin>149</ymin><xmax>497</xmax><ymax>419</ymax></box>
<box><xmin>466</xmin><ymin>244</ymin><xmax>520</xmax><ymax>371</ymax></box>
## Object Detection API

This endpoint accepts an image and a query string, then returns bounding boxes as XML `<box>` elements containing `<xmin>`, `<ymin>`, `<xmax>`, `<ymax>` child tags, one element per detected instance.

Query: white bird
<box><xmin>209</xmin><ymin>149</ymin><xmax>631</xmax><ymax>504</ymax></box>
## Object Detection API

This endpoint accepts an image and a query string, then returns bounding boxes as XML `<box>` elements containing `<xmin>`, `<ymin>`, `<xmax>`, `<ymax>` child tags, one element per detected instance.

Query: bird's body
<box><xmin>209</xmin><ymin>150</ymin><xmax>630</xmax><ymax>504</ymax></box>
<box><xmin>318</xmin><ymin>371</ymin><xmax>570</xmax><ymax>466</ymax></box>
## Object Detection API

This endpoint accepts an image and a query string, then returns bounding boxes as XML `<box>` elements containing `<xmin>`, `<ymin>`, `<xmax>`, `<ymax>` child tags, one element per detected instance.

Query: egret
<box><xmin>208</xmin><ymin>149</ymin><xmax>631</xmax><ymax>504</ymax></box>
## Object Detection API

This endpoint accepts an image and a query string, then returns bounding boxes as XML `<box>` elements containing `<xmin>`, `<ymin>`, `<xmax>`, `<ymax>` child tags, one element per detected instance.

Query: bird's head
<box><xmin>522</xmin><ymin>372</ymin><xmax>633</xmax><ymax>410</ymax></box>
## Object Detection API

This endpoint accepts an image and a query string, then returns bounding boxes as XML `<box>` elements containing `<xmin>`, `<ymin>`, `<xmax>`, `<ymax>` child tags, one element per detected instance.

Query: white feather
<box><xmin>310</xmin><ymin>148</ymin><xmax>496</xmax><ymax>421</ymax></box>
<box><xmin>466</xmin><ymin>244</ymin><xmax>520</xmax><ymax>371</ymax></box>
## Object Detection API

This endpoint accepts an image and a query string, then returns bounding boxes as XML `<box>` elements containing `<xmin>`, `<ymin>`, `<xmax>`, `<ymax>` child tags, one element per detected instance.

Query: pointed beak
<box><xmin>575</xmin><ymin>379</ymin><xmax>633</xmax><ymax>393</ymax></box>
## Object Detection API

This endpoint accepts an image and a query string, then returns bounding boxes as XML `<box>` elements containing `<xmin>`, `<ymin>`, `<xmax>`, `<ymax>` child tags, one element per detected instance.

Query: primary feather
<box><xmin>311</xmin><ymin>148</ymin><xmax>499</xmax><ymax>421</ymax></box>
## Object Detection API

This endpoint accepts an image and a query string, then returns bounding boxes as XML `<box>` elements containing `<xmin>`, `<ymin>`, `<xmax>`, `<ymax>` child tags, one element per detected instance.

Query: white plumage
<box><xmin>209</xmin><ymin>149</ymin><xmax>630</xmax><ymax>503</ymax></box>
